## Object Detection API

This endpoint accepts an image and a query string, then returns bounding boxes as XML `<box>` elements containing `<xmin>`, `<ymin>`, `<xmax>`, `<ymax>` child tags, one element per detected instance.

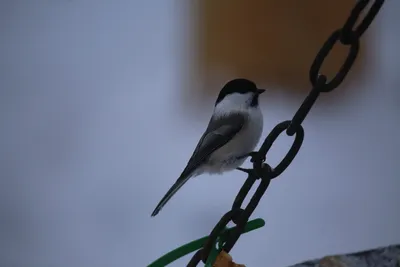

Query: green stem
<box><xmin>147</xmin><ymin>218</ymin><xmax>265</xmax><ymax>267</ymax></box>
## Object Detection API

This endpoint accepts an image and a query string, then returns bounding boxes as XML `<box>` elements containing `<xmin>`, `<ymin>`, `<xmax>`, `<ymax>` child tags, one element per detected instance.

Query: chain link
<box><xmin>187</xmin><ymin>1</ymin><xmax>385</xmax><ymax>265</ymax></box>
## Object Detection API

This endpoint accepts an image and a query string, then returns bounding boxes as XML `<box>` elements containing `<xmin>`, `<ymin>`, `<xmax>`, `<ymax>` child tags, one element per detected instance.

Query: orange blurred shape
<box><xmin>213</xmin><ymin>251</ymin><xmax>245</xmax><ymax>267</ymax></box>
<box><xmin>194</xmin><ymin>0</ymin><xmax>368</xmax><ymax>95</ymax></box>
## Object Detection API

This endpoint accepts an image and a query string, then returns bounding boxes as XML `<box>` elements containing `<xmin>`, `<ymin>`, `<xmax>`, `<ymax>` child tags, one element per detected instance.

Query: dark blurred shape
<box><xmin>289</xmin><ymin>244</ymin><xmax>400</xmax><ymax>267</ymax></box>
<box><xmin>192</xmin><ymin>0</ymin><xmax>370</xmax><ymax>97</ymax></box>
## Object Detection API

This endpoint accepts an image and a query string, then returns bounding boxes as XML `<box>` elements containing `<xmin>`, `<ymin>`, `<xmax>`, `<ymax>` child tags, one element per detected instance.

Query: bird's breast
<box><xmin>209</xmin><ymin>108</ymin><xmax>263</xmax><ymax>167</ymax></box>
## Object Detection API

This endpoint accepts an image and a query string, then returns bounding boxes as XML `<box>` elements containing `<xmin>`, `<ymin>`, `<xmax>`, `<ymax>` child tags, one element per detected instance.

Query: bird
<box><xmin>151</xmin><ymin>78</ymin><xmax>265</xmax><ymax>217</ymax></box>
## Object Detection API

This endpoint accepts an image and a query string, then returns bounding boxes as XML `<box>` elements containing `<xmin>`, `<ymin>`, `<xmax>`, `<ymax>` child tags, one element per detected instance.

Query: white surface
<box><xmin>0</xmin><ymin>1</ymin><xmax>399</xmax><ymax>267</ymax></box>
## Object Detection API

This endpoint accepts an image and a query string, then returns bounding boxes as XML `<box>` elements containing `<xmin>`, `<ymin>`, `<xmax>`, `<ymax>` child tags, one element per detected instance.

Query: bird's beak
<box><xmin>256</xmin><ymin>89</ymin><xmax>266</xmax><ymax>95</ymax></box>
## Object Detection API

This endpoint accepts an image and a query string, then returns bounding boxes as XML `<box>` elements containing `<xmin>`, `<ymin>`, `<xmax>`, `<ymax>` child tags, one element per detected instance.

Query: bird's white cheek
<box><xmin>214</xmin><ymin>93</ymin><xmax>254</xmax><ymax>115</ymax></box>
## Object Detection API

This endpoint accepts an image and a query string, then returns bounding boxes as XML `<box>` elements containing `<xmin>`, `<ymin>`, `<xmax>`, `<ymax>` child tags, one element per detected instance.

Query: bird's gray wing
<box><xmin>150</xmin><ymin>113</ymin><xmax>246</xmax><ymax>216</ymax></box>
<box><xmin>181</xmin><ymin>112</ymin><xmax>246</xmax><ymax>177</ymax></box>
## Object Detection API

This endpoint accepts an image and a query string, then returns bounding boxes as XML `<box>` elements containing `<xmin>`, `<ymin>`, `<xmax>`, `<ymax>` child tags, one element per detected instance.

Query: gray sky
<box><xmin>1</xmin><ymin>1</ymin><xmax>399</xmax><ymax>267</ymax></box>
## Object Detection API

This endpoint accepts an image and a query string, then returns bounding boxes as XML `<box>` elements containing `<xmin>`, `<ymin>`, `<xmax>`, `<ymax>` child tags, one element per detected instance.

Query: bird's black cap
<box><xmin>215</xmin><ymin>78</ymin><xmax>265</xmax><ymax>105</ymax></box>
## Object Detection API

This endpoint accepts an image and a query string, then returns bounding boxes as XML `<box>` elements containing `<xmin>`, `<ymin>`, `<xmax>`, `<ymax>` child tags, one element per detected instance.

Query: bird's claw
<box><xmin>236</xmin><ymin>167</ymin><xmax>250</xmax><ymax>173</ymax></box>
<box><xmin>236</xmin><ymin>167</ymin><xmax>257</xmax><ymax>176</ymax></box>
<box><xmin>249</xmin><ymin>151</ymin><xmax>265</xmax><ymax>163</ymax></box>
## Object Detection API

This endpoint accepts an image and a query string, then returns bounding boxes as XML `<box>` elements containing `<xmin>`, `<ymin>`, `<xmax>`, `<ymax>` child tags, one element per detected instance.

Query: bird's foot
<box><xmin>236</xmin><ymin>167</ymin><xmax>256</xmax><ymax>176</ymax></box>
<box><xmin>236</xmin><ymin>167</ymin><xmax>251</xmax><ymax>173</ymax></box>
<box><xmin>248</xmin><ymin>151</ymin><xmax>266</xmax><ymax>163</ymax></box>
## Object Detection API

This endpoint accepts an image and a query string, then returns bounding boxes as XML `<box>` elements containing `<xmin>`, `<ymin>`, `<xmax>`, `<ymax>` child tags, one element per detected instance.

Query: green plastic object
<box><xmin>204</xmin><ymin>226</ymin><xmax>228</xmax><ymax>267</ymax></box>
<box><xmin>147</xmin><ymin>218</ymin><xmax>265</xmax><ymax>267</ymax></box>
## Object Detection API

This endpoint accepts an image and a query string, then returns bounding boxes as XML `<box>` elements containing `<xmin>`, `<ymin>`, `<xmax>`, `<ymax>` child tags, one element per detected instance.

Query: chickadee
<box><xmin>151</xmin><ymin>79</ymin><xmax>265</xmax><ymax>217</ymax></box>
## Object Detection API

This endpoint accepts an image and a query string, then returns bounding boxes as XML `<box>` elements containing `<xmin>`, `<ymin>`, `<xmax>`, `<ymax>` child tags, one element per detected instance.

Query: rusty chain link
<box><xmin>187</xmin><ymin>1</ymin><xmax>385</xmax><ymax>266</ymax></box>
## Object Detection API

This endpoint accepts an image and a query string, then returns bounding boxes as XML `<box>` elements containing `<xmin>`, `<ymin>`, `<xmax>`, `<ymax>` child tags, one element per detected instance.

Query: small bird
<box><xmin>151</xmin><ymin>78</ymin><xmax>265</xmax><ymax>217</ymax></box>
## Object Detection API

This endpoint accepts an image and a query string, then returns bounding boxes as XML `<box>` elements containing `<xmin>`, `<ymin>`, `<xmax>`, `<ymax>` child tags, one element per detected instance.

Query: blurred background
<box><xmin>0</xmin><ymin>1</ymin><xmax>399</xmax><ymax>267</ymax></box>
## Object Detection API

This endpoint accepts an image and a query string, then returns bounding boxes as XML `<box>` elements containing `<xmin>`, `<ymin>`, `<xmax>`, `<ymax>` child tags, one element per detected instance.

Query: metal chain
<box><xmin>187</xmin><ymin>1</ymin><xmax>385</xmax><ymax>266</ymax></box>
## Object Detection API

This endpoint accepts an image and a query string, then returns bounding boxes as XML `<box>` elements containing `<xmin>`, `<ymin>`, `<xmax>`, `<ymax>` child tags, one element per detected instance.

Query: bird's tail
<box><xmin>151</xmin><ymin>173</ymin><xmax>192</xmax><ymax>217</ymax></box>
